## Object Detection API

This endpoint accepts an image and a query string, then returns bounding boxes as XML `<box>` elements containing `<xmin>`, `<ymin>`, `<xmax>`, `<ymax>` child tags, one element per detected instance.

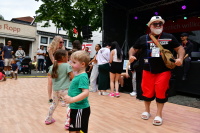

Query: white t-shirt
<box><xmin>37</xmin><ymin>49</ymin><xmax>46</xmax><ymax>59</ymax></box>
<box><xmin>96</xmin><ymin>47</ymin><xmax>110</xmax><ymax>65</ymax></box>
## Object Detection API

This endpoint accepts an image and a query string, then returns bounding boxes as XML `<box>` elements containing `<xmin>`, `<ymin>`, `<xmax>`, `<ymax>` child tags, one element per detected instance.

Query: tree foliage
<box><xmin>0</xmin><ymin>14</ymin><xmax>4</xmax><ymax>20</ymax></box>
<box><xmin>35</xmin><ymin>0</ymin><xmax>106</xmax><ymax>42</ymax></box>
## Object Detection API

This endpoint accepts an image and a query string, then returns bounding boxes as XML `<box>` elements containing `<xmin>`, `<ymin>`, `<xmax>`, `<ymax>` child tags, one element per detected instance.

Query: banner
<box><xmin>82</xmin><ymin>43</ymin><xmax>92</xmax><ymax>52</ymax></box>
<box><xmin>146</xmin><ymin>17</ymin><xmax>200</xmax><ymax>34</ymax></box>
<box><xmin>163</xmin><ymin>17</ymin><xmax>200</xmax><ymax>33</ymax></box>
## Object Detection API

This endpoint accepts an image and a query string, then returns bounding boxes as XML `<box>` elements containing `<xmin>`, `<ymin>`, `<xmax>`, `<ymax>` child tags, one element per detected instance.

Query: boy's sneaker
<box><xmin>130</xmin><ymin>92</ymin><xmax>137</xmax><ymax>97</ymax></box>
<box><xmin>45</xmin><ymin>118</ymin><xmax>55</xmax><ymax>125</ymax></box>
<box><xmin>64</xmin><ymin>124</ymin><xmax>69</xmax><ymax>130</ymax></box>
<box><xmin>42</xmin><ymin>71</ymin><xmax>44</xmax><ymax>73</ymax></box>
<box><xmin>109</xmin><ymin>92</ymin><xmax>115</xmax><ymax>97</ymax></box>
<box><xmin>115</xmin><ymin>92</ymin><xmax>120</xmax><ymax>97</ymax></box>
<box><xmin>37</xmin><ymin>71</ymin><xmax>39</xmax><ymax>73</ymax></box>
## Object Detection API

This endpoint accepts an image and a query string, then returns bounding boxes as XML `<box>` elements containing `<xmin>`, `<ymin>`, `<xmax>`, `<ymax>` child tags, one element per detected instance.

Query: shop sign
<box><xmin>0</xmin><ymin>23</ymin><xmax>21</xmax><ymax>33</ymax></box>
<box><xmin>0</xmin><ymin>20</ymin><xmax>36</xmax><ymax>37</ymax></box>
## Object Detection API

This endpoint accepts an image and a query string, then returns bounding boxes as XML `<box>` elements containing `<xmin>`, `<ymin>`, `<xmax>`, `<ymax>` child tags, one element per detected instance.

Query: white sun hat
<box><xmin>147</xmin><ymin>16</ymin><xmax>165</xmax><ymax>27</ymax></box>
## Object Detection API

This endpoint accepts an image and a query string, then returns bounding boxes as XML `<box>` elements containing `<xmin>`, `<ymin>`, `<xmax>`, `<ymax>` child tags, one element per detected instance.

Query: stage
<box><xmin>0</xmin><ymin>78</ymin><xmax>199</xmax><ymax>133</ymax></box>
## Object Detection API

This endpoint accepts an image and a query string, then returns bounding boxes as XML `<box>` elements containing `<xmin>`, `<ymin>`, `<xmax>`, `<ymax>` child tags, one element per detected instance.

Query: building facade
<box><xmin>0</xmin><ymin>19</ymin><xmax>36</xmax><ymax>58</ymax></box>
<box><xmin>0</xmin><ymin>18</ymin><xmax>69</xmax><ymax>60</ymax></box>
<box><xmin>0</xmin><ymin>17</ymin><xmax>103</xmax><ymax>60</ymax></box>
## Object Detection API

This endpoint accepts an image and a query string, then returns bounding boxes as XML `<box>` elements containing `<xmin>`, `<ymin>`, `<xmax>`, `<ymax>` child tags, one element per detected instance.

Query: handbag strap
<box><xmin>149</xmin><ymin>34</ymin><xmax>164</xmax><ymax>51</ymax></box>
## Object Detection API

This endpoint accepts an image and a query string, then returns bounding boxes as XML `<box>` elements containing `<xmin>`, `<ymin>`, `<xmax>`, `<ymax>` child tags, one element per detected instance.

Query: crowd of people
<box><xmin>0</xmin><ymin>15</ymin><xmax>194</xmax><ymax>132</ymax></box>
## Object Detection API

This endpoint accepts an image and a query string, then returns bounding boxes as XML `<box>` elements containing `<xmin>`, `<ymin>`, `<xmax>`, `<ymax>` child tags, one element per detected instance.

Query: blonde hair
<box><xmin>48</xmin><ymin>36</ymin><xmax>63</xmax><ymax>53</ymax></box>
<box><xmin>71</xmin><ymin>50</ymin><xmax>90</xmax><ymax>66</ymax></box>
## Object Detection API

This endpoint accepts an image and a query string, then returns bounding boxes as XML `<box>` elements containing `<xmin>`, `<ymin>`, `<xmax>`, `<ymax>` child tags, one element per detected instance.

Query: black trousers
<box><xmin>183</xmin><ymin>56</ymin><xmax>191</xmax><ymax>76</ymax></box>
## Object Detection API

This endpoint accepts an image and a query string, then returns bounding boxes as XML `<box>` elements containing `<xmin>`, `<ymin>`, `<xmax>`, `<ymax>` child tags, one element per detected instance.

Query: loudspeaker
<box><xmin>174</xmin><ymin>61</ymin><xmax>200</xmax><ymax>95</ymax></box>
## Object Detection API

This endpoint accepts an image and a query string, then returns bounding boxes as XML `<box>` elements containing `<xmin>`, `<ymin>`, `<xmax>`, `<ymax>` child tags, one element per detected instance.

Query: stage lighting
<box><xmin>184</xmin><ymin>17</ymin><xmax>187</xmax><ymax>19</ymax></box>
<box><xmin>154</xmin><ymin>12</ymin><xmax>158</xmax><ymax>15</ymax></box>
<box><xmin>134</xmin><ymin>16</ymin><xmax>138</xmax><ymax>20</ymax></box>
<box><xmin>182</xmin><ymin>5</ymin><xmax>187</xmax><ymax>10</ymax></box>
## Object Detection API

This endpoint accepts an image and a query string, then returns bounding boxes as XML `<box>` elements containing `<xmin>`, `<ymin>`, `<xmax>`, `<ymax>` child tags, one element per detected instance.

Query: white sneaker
<box><xmin>37</xmin><ymin>71</ymin><xmax>39</xmax><ymax>73</ymax></box>
<box><xmin>42</xmin><ymin>71</ymin><xmax>44</xmax><ymax>73</ymax></box>
<box><xmin>98</xmin><ymin>91</ymin><xmax>102</xmax><ymax>95</ymax></box>
<box><xmin>102</xmin><ymin>92</ymin><xmax>109</xmax><ymax>96</ymax></box>
<box><xmin>130</xmin><ymin>92</ymin><xmax>137</xmax><ymax>96</ymax></box>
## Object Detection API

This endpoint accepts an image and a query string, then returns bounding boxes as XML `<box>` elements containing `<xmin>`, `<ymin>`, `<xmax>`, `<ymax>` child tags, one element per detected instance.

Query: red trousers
<box><xmin>141</xmin><ymin>70</ymin><xmax>171</xmax><ymax>100</ymax></box>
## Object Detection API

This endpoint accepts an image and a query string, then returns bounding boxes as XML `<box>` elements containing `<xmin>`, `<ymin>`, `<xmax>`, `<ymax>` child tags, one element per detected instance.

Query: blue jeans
<box><xmin>38</xmin><ymin>59</ymin><xmax>44</xmax><ymax>71</ymax></box>
<box><xmin>16</xmin><ymin>58</ymin><xmax>23</xmax><ymax>71</ymax></box>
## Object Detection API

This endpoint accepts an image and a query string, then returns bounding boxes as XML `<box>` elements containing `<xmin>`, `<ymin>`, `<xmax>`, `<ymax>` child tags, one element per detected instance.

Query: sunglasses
<box><xmin>152</xmin><ymin>22</ymin><xmax>163</xmax><ymax>27</ymax></box>
<box><xmin>60</xmin><ymin>41</ymin><xmax>64</xmax><ymax>43</ymax></box>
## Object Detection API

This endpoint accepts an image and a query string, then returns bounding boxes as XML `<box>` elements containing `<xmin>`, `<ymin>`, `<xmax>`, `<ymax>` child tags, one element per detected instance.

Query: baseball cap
<box><xmin>181</xmin><ymin>33</ymin><xmax>189</xmax><ymax>37</ymax></box>
<box><xmin>18</xmin><ymin>46</ymin><xmax>22</xmax><ymax>48</ymax></box>
<box><xmin>147</xmin><ymin>16</ymin><xmax>165</xmax><ymax>27</ymax></box>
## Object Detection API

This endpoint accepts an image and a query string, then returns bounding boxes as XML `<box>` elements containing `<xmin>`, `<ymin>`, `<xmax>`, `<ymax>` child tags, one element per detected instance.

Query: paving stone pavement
<box><xmin>6</xmin><ymin>70</ymin><xmax>200</xmax><ymax>109</ymax></box>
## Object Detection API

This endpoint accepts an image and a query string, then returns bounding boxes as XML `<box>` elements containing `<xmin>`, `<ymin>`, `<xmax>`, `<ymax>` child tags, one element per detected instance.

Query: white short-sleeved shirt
<box><xmin>96</xmin><ymin>47</ymin><xmax>110</xmax><ymax>65</ymax></box>
<box><xmin>37</xmin><ymin>49</ymin><xmax>46</xmax><ymax>59</ymax></box>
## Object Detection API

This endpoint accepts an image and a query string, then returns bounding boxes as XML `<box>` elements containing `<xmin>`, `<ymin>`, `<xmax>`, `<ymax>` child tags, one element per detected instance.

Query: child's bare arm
<box><xmin>64</xmin><ymin>89</ymin><xmax>89</xmax><ymax>104</ymax></box>
<box><xmin>68</xmin><ymin>71</ymin><xmax>74</xmax><ymax>80</ymax></box>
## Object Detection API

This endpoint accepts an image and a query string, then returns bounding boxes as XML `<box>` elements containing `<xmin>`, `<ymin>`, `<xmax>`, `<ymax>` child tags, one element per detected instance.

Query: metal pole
<box><xmin>124</xmin><ymin>11</ymin><xmax>129</xmax><ymax>59</ymax></box>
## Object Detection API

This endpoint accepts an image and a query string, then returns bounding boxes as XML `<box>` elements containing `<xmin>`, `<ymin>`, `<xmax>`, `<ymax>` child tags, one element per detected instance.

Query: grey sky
<box><xmin>0</xmin><ymin>0</ymin><xmax>42</xmax><ymax>20</ymax></box>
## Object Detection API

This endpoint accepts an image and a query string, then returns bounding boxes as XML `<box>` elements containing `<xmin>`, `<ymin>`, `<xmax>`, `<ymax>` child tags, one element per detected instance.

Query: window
<box><xmin>64</xmin><ymin>40</ymin><xmax>67</xmax><ymax>47</ymax></box>
<box><xmin>49</xmin><ymin>38</ymin><xmax>53</xmax><ymax>43</ymax></box>
<box><xmin>43</xmin><ymin>46</ymin><xmax>47</xmax><ymax>51</ymax></box>
<box><xmin>67</xmin><ymin>41</ymin><xmax>72</xmax><ymax>49</ymax></box>
<box><xmin>41</xmin><ymin>36</ymin><xmax>48</xmax><ymax>44</ymax></box>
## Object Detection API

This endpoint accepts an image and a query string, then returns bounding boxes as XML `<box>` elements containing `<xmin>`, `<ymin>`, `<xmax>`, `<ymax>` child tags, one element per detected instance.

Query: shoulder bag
<box><xmin>149</xmin><ymin>34</ymin><xmax>176</xmax><ymax>69</ymax></box>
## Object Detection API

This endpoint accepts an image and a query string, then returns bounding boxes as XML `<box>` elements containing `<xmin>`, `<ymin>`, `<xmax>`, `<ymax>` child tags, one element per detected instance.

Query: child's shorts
<box><xmin>69</xmin><ymin>107</ymin><xmax>90</xmax><ymax>133</ymax></box>
<box><xmin>11</xmin><ymin>70</ymin><xmax>17</xmax><ymax>74</ymax></box>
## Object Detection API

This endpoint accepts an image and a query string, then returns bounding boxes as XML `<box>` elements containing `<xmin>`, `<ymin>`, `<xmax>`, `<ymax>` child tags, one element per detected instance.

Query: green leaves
<box><xmin>35</xmin><ymin>0</ymin><xmax>106</xmax><ymax>42</ymax></box>
<box><xmin>0</xmin><ymin>14</ymin><xmax>4</xmax><ymax>20</ymax></box>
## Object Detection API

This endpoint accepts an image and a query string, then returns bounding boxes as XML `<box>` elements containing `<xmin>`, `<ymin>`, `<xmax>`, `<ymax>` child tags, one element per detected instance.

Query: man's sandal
<box><xmin>141</xmin><ymin>112</ymin><xmax>151</xmax><ymax>120</ymax></box>
<box><xmin>153</xmin><ymin>116</ymin><xmax>163</xmax><ymax>126</ymax></box>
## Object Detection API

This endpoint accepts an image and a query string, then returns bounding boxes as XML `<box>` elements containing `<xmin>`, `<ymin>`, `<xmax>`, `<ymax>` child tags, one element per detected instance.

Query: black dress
<box><xmin>45</xmin><ymin>51</ymin><xmax>52</xmax><ymax>73</ymax></box>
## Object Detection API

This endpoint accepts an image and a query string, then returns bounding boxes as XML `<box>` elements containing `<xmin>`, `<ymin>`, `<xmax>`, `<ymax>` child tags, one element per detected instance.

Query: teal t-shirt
<box><xmin>49</xmin><ymin>63</ymin><xmax>72</xmax><ymax>91</ymax></box>
<box><xmin>68</xmin><ymin>73</ymin><xmax>90</xmax><ymax>109</ymax></box>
